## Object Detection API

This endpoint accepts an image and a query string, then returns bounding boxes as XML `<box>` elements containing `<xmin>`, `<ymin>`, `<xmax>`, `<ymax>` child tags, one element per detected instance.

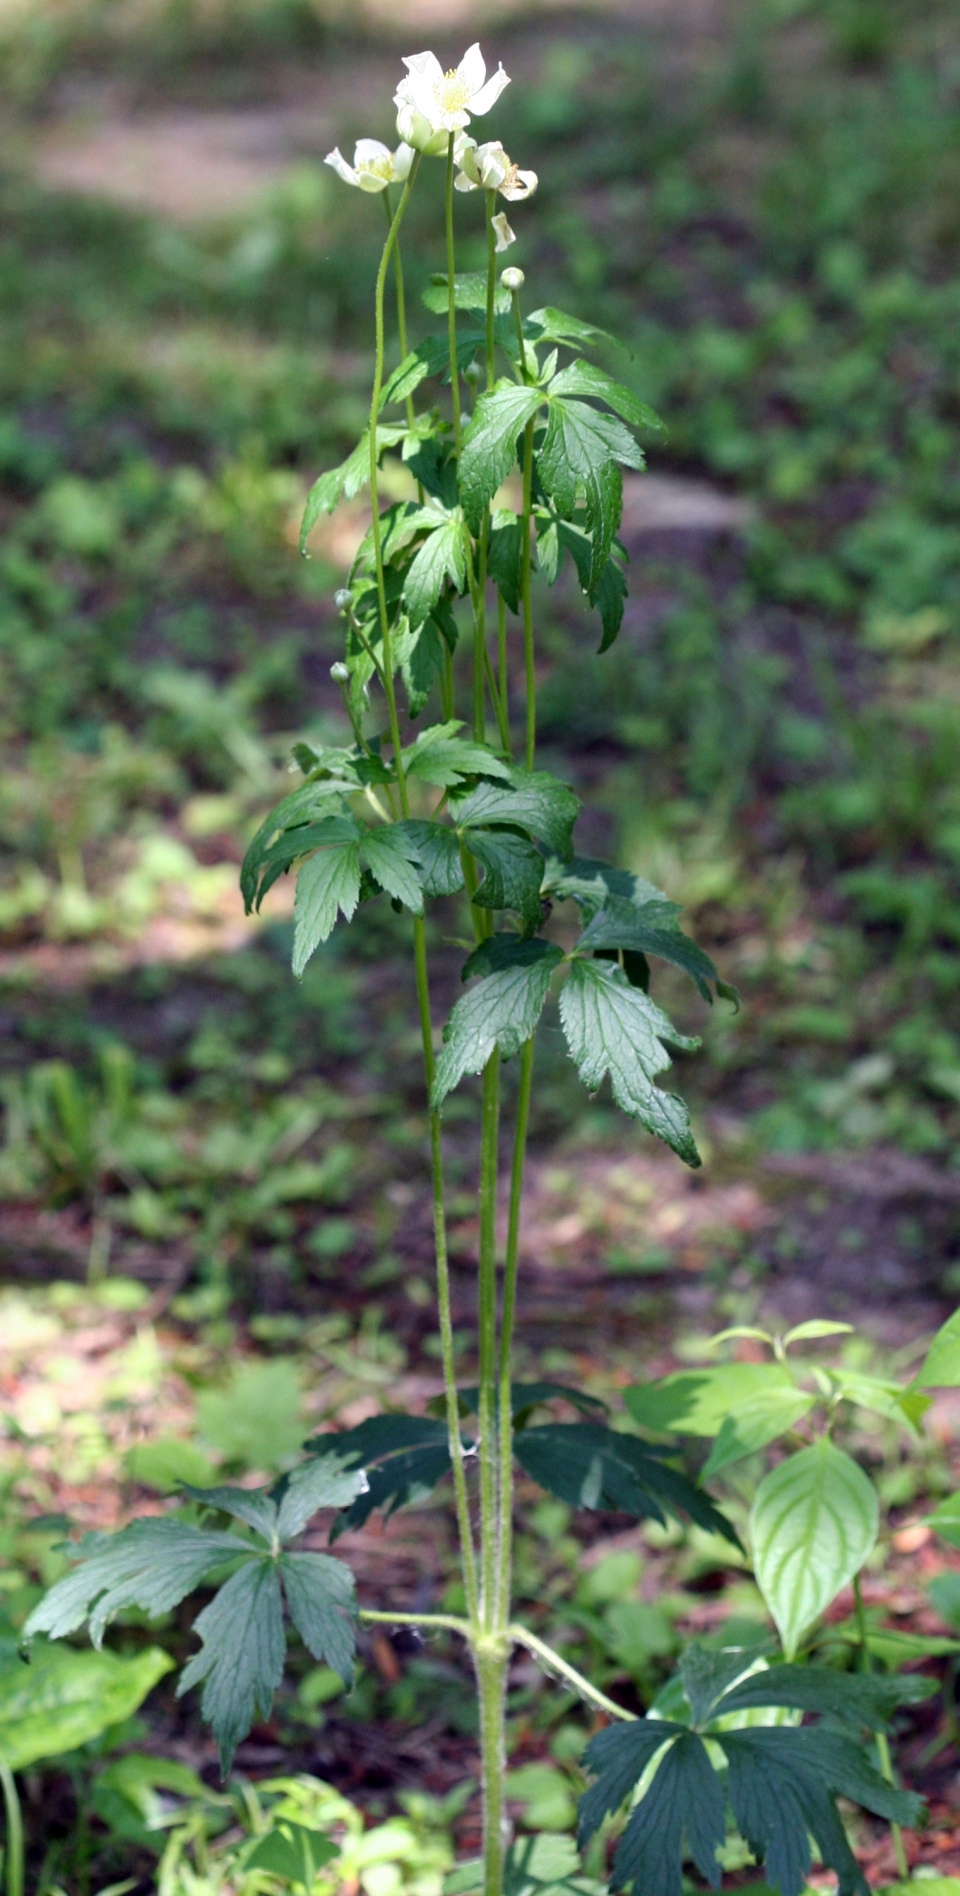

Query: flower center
<box><xmin>436</xmin><ymin>69</ymin><xmax>471</xmax><ymax>112</ymax></box>
<box><xmin>358</xmin><ymin>155</ymin><xmax>393</xmax><ymax>180</ymax></box>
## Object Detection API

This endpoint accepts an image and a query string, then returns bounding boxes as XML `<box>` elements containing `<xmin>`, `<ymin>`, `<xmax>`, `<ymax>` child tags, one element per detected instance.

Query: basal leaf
<box><xmin>306</xmin><ymin>1415</ymin><xmax>467</xmax><ymax>1537</ymax></box>
<box><xmin>715</xmin><ymin>1662</ymin><xmax>937</xmax><ymax>1731</ymax></box>
<box><xmin>0</xmin><ymin>1643</ymin><xmax>173</xmax><ymax>1772</ymax></box>
<box><xmin>459</xmin><ymin>384</ymin><xmax>544</xmax><ymax>532</ymax></box>
<box><xmin>23</xmin><ymin>1518</ymin><xmax>243</xmax><ymax>1648</ymax></box>
<box><xmin>611</xmin><ymin>1728</ymin><xmax>725</xmax><ymax>1896</ymax></box>
<box><xmin>548</xmin><ymin>361</ymin><xmax>665</xmax><ymax>434</ymax></box>
<box><xmin>466</xmin><ymin>830</ymin><xmax>546</xmax><ymax>933</ymax></box>
<box><xmin>703</xmin><ymin>1389</ymin><xmax>816</xmax><ymax>1477</ymax></box>
<box><xmin>177</xmin><ymin>1556</ymin><xmax>284</xmax><ymax>1774</ymax></box>
<box><xmin>578</xmin><ymin>1720</ymin><xmax>683</xmax><ymax>1847</ymax></box>
<box><xmin>750</xmin><ymin>1440</ymin><xmax>879</xmax><ymax>1657</ymax></box>
<box><xmin>275</xmin><ymin>1455</ymin><xmax>370</xmax><ymax>1543</ymax></box>
<box><xmin>513</xmin><ymin>1423</ymin><xmax>738</xmax><ymax>1545</ymax></box>
<box><xmin>291</xmin><ymin>833</ymin><xmax>362</xmax><ymax>976</ymax></box>
<box><xmin>279</xmin><ymin>1551</ymin><xmax>356</xmax><ymax>1686</ymax></box>
<box><xmin>360</xmin><ymin>825</ymin><xmax>425</xmax><ymax>913</ymax></box>
<box><xmin>180</xmin><ymin>1483</ymin><xmax>278</xmax><ymax>1540</ymax></box>
<box><xmin>432</xmin><ymin>954</ymin><xmax>562</xmax><ymax>1108</ymax></box>
<box><xmin>560</xmin><ymin>958</ymin><xmax>701</xmax><ymax>1165</ymax></box>
<box><xmin>624</xmin><ymin>1364</ymin><xmax>796</xmax><ymax>1438</ymax></box>
<box><xmin>454</xmin><ymin>769</ymin><xmax>580</xmax><ymax>858</ymax></box>
<box><xmin>404</xmin><ymin>517</ymin><xmax>467</xmax><ymax>629</ymax></box>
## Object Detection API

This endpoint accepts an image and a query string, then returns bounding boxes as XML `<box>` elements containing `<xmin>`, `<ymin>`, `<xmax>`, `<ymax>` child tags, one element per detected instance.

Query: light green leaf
<box><xmin>299</xmin><ymin>425</ymin><xmax>406</xmax><ymax>551</ymax></box>
<box><xmin>178</xmin><ymin>1557</ymin><xmax>284</xmax><ymax>1774</ymax></box>
<box><xmin>459</xmin><ymin>383</ymin><xmax>544</xmax><ymax>532</ymax></box>
<box><xmin>432</xmin><ymin>946</ymin><xmax>564</xmax><ymax>1109</ymax></box>
<box><xmin>750</xmin><ymin>1440</ymin><xmax>879</xmax><ymax>1656</ymax></box>
<box><xmin>916</xmin><ymin>1307</ymin><xmax>960</xmax><ymax>1386</ymax></box>
<box><xmin>524</xmin><ymin>307</ymin><xmax>623</xmax><ymax>354</ymax></box>
<box><xmin>829</xmin><ymin>1371</ymin><xmax>929</xmax><ymax>1432</ymax></box>
<box><xmin>291</xmin><ymin>831</ymin><xmax>362</xmax><ymax>976</ymax></box>
<box><xmin>360</xmin><ymin>826</ymin><xmax>424</xmax><ymax>913</ymax></box>
<box><xmin>624</xmin><ymin>1364</ymin><xmax>796</xmax><ymax>1437</ymax></box>
<box><xmin>404</xmin><ymin>721</ymin><xmax>511</xmax><ymax>788</ymax></box>
<box><xmin>423</xmin><ymin>271</ymin><xmax>511</xmax><ymax>315</ymax></box>
<box><xmin>245</xmin><ymin>1821</ymin><xmax>339</xmax><ymax>1883</ymax></box>
<box><xmin>403</xmin><ymin>517</ymin><xmax>467</xmax><ymax>629</ymax></box>
<box><xmin>703</xmin><ymin>1389</ymin><xmax>816</xmax><ymax>1478</ymax></box>
<box><xmin>548</xmin><ymin>360</ymin><xmax>664</xmax><ymax>434</ymax></box>
<box><xmin>538</xmin><ymin>397</ymin><xmax>644</xmax><ymax>521</ymax></box>
<box><xmin>783</xmin><ymin>1321</ymin><xmax>854</xmax><ymax>1346</ymax></box>
<box><xmin>922</xmin><ymin>1492</ymin><xmax>960</xmax><ymax>1550</ymax></box>
<box><xmin>559</xmin><ymin>958</ymin><xmax>701</xmax><ymax>1165</ymax></box>
<box><xmin>23</xmin><ymin>1518</ymin><xmax>243</xmax><ymax>1646</ymax></box>
<box><xmin>275</xmin><ymin>1455</ymin><xmax>369</xmax><ymax>1543</ymax></box>
<box><xmin>0</xmin><ymin>1643</ymin><xmax>172</xmax><ymax>1771</ymax></box>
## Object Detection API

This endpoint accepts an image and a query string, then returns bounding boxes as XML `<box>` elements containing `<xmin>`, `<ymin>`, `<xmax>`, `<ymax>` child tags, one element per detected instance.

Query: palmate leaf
<box><xmin>512</xmin><ymin>1423</ymin><xmax>739</xmax><ymax>1546</ymax></box>
<box><xmin>560</xmin><ymin>958</ymin><xmax>701</xmax><ymax>1165</ymax></box>
<box><xmin>423</xmin><ymin>271</ymin><xmax>512</xmax><ymax>315</ymax></box>
<box><xmin>577</xmin><ymin>893</ymin><xmax>726</xmax><ymax>1004</ymax></box>
<box><xmin>579</xmin><ymin>1658</ymin><xmax>928</xmax><ymax>1896</ymax></box>
<box><xmin>537</xmin><ymin>397</ymin><xmax>644</xmax><ymax>525</ymax></box>
<box><xmin>360</xmin><ymin>825</ymin><xmax>424</xmax><ymax>913</ymax></box>
<box><xmin>446</xmin><ymin>1380</ymin><xmax>608</xmax><ymax>1424</ymax></box>
<box><xmin>241</xmin><ymin>785</ymin><xmax>356</xmax><ymax>913</ymax></box>
<box><xmin>548</xmin><ymin>361</ymin><xmax>665</xmax><ymax>435</ymax></box>
<box><xmin>543</xmin><ymin>855</ymin><xmax>682</xmax><ymax>926</ymax></box>
<box><xmin>403</xmin><ymin>721</ymin><xmax>512</xmax><ymax>789</ymax></box>
<box><xmin>459</xmin><ymin>383</ymin><xmax>544</xmax><ymax>532</ymax></box>
<box><xmin>432</xmin><ymin>943</ymin><xmax>565</xmax><ymax>1109</ymax></box>
<box><xmin>523</xmin><ymin>307</ymin><xmax>625</xmax><ymax>355</ymax></box>
<box><xmin>394</xmin><ymin>615</ymin><xmax>446</xmax><ymax>717</ymax></box>
<box><xmin>467</xmin><ymin>831</ymin><xmax>546</xmax><ymax>933</ymax></box>
<box><xmin>291</xmin><ymin>825</ymin><xmax>362</xmax><ymax>977</ymax></box>
<box><xmin>592</xmin><ymin>551</ymin><xmax>628</xmax><ymax>651</ymax></box>
<box><xmin>299</xmin><ymin>424</ymin><xmax>407</xmax><ymax>552</ymax></box>
<box><xmin>403</xmin><ymin>516</ymin><xmax>468</xmax><ymax>628</ymax></box>
<box><xmin>306</xmin><ymin>1415</ymin><xmax>468</xmax><ymax>1538</ymax></box>
<box><xmin>395</xmin><ymin>819</ymin><xmax>464</xmax><ymax>896</ymax></box>
<box><xmin>488</xmin><ymin>509</ymin><xmax>523</xmax><ymax>612</ymax></box>
<box><xmin>379</xmin><ymin>333</ymin><xmax>479</xmax><ymax>411</ymax></box>
<box><xmin>453</xmin><ymin>770</ymin><xmax>580</xmax><ymax>859</ymax></box>
<box><xmin>26</xmin><ymin>1454</ymin><xmax>364</xmax><ymax>1774</ymax></box>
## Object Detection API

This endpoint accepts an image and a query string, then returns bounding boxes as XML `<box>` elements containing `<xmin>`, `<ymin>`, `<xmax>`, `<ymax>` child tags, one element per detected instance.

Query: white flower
<box><xmin>491</xmin><ymin>211</ymin><xmax>516</xmax><ymax>252</ymax></box>
<box><xmin>394</xmin><ymin>43</ymin><xmax>510</xmax><ymax>151</ymax></box>
<box><xmin>324</xmin><ymin>139</ymin><xmax>415</xmax><ymax>192</ymax></box>
<box><xmin>454</xmin><ymin>137</ymin><xmax>537</xmax><ymax>201</ymax></box>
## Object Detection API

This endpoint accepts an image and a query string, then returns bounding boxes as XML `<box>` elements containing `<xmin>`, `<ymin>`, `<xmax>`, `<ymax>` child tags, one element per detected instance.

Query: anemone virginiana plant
<box><xmin>24</xmin><ymin>42</ymin><xmax>941</xmax><ymax>1896</ymax></box>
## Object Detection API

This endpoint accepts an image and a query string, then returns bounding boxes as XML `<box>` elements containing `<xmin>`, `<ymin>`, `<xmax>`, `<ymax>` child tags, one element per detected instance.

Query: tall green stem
<box><xmin>477</xmin><ymin>1052</ymin><xmax>501</xmax><ymax>1626</ymax></box>
<box><xmin>477</xmin><ymin>1645</ymin><xmax>508</xmax><ymax>1896</ymax></box>
<box><xmin>413</xmin><ymin>917</ymin><xmax>479</xmax><ymax>1625</ymax></box>
<box><xmin>512</xmin><ymin>287</ymin><xmax>536</xmax><ymax>768</ymax></box>
<box><xmin>383</xmin><ymin>188</ymin><xmax>416</xmax><ymax>435</ymax></box>
<box><xmin>496</xmin><ymin>1035</ymin><xmax>535</xmax><ymax>1624</ymax></box>
<box><xmin>485</xmin><ymin>192</ymin><xmax>497</xmax><ymax>391</ymax></box>
<box><xmin>369</xmin><ymin>157</ymin><xmax>420</xmax><ymax>813</ymax></box>
<box><xmin>497</xmin><ymin>594</ymin><xmax>509</xmax><ymax>755</ymax></box>
<box><xmin>0</xmin><ymin>1760</ymin><xmax>23</xmax><ymax>1896</ymax></box>
<box><xmin>445</xmin><ymin>136</ymin><xmax>462</xmax><ymax>455</ymax></box>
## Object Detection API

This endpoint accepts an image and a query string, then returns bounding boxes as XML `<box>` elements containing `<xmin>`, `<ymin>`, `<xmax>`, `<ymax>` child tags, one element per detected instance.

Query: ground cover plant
<box><xmin>7</xmin><ymin>0</ymin><xmax>960</xmax><ymax>1891</ymax></box>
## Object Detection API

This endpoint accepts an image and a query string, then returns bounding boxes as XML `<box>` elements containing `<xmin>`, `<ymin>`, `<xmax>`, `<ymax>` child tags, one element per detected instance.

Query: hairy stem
<box><xmin>476</xmin><ymin>1645</ymin><xmax>509</xmax><ymax>1896</ymax></box>
<box><xmin>0</xmin><ymin>1760</ymin><xmax>23</xmax><ymax>1896</ymax></box>
<box><xmin>506</xmin><ymin>1625</ymin><xmax>637</xmax><ymax>1720</ymax></box>
<box><xmin>446</xmin><ymin>135</ymin><xmax>462</xmax><ymax>455</ymax></box>
<box><xmin>496</xmin><ymin>1035</ymin><xmax>535</xmax><ymax>1624</ymax></box>
<box><xmin>413</xmin><ymin>916</ymin><xmax>479</xmax><ymax>1627</ymax></box>
<box><xmin>477</xmin><ymin>1050</ymin><xmax>501</xmax><ymax>1627</ymax></box>
<box><xmin>369</xmin><ymin>157</ymin><xmax>420</xmax><ymax>813</ymax></box>
<box><xmin>359</xmin><ymin>1609</ymin><xmax>471</xmax><ymax>1635</ymax></box>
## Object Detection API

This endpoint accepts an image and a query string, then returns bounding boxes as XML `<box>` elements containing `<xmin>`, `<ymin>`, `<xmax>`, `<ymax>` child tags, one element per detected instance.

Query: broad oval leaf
<box><xmin>916</xmin><ymin>1306</ymin><xmax>960</xmax><ymax>1387</ymax></box>
<box><xmin>0</xmin><ymin>1643</ymin><xmax>172</xmax><ymax>1771</ymax></box>
<box><xmin>703</xmin><ymin>1389</ymin><xmax>816</xmax><ymax>1478</ymax></box>
<box><xmin>750</xmin><ymin>1439</ymin><xmax>878</xmax><ymax>1657</ymax></box>
<box><xmin>625</xmin><ymin>1364</ymin><xmax>795</xmax><ymax>1437</ymax></box>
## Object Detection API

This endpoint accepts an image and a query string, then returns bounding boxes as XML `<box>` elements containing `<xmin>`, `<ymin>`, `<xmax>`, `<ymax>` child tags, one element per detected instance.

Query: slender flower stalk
<box><xmin>508</xmin><ymin>274</ymin><xmax>537</xmax><ymax>769</ymax></box>
<box><xmin>383</xmin><ymin>187</ymin><xmax>416</xmax><ymax>435</ymax></box>
<box><xmin>496</xmin><ymin>1035</ymin><xmax>535</xmax><ymax>1623</ymax></box>
<box><xmin>445</xmin><ymin>134</ymin><xmax>463</xmax><ymax>456</ymax></box>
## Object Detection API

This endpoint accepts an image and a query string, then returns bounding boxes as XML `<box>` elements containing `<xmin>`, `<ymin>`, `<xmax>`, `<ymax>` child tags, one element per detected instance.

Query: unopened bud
<box><xmin>463</xmin><ymin>360</ymin><xmax>482</xmax><ymax>387</ymax></box>
<box><xmin>330</xmin><ymin>661</ymin><xmax>350</xmax><ymax>682</ymax></box>
<box><xmin>500</xmin><ymin>266</ymin><xmax>525</xmax><ymax>292</ymax></box>
<box><xmin>334</xmin><ymin>589</ymin><xmax>352</xmax><ymax>611</ymax></box>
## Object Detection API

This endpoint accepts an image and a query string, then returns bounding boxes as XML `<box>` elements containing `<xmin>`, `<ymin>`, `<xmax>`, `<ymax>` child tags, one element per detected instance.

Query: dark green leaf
<box><xmin>612</xmin><ymin>1729</ymin><xmax>725</xmax><ymax>1896</ymax></box>
<box><xmin>462</xmin><ymin>936</ymin><xmax>565</xmax><ymax>982</ymax></box>
<box><xmin>291</xmin><ymin>832</ymin><xmax>362</xmax><ymax>976</ymax></box>
<box><xmin>592</xmin><ymin>553</ymin><xmax>629</xmax><ymax>653</ymax></box>
<box><xmin>715</xmin><ymin>1662</ymin><xmax>937</xmax><ymax>1731</ymax></box>
<box><xmin>548</xmin><ymin>361</ymin><xmax>665</xmax><ymax>434</ymax></box>
<box><xmin>513</xmin><ymin>1424</ymin><xmax>739</xmax><ymax>1545</ymax></box>
<box><xmin>459</xmin><ymin>384</ymin><xmax>544</xmax><ymax>532</ymax></box>
<box><xmin>252</xmin><ymin>816</ymin><xmax>357</xmax><ymax>912</ymax></box>
<box><xmin>241</xmin><ymin>787</ymin><xmax>353</xmax><ymax>913</ymax></box>
<box><xmin>578</xmin><ymin>1720</ymin><xmax>685</xmax><ymax>1847</ymax></box>
<box><xmin>279</xmin><ymin>1552</ymin><xmax>356</xmax><ymax>1685</ymax></box>
<box><xmin>454</xmin><ymin>770</ymin><xmax>580</xmax><ymax>858</ymax></box>
<box><xmin>584</xmin><ymin>460</ymin><xmax>622</xmax><ymax>586</ymax></box>
<box><xmin>299</xmin><ymin>425</ymin><xmax>406</xmax><ymax>552</ymax></box>
<box><xmin>395</xmin><ymin>820</ymin><xmax>464</xmax><ymax>896</ymax></box>
<box><xmin>466</xmin><ymin>830</ymin><xmax>546</xmax><ymax>932</ymax></box>
<box><xmin>432</xmin><ymin>955</ymin><xmax>560</xmax><ymax>1107</ymax></box>
<box><xmin>560</xmin><ymin>959</ymin><xmax>701</xmax><ymax>1165</ymax></box>
<box><xmin>544</xmin><ymin>856</ymin><xmax>681</xmax><ymax>925</ymax></box>
<box><xmin>395</xmin><ymin>615</ymin><xmax>445</xmax><ymax>717</ymax></box>
<box><xmin>380</xmin><ymin>335</ymin><xmax>477</xmax><ymax>411</ymax></box>
<box><xmin>177</xmin><ymin>1557</ymin><xmax>284</xmax><ymax>1774</ymax></box>
<box><xmin>404</xmin><ymin>518</ymin><xmax>468</xmax><ymax>629</ymax></box>
<box><xmin>23</xmin><ymin>1519</ymin><xmax>244</xmax><ymax>1648</ymax></box>
<box><xmin>488</xmin><ymin>510</ymin><xmax>523</xmax><ymax>613</ymax></box>
<box><xmin>245</xmin><ymin>1821</ymin><xmax>340</xmax><ymax>1883</ymax></box>
<box><xmin>404</xmin><ymin>721</ymin><xmax>512</xmax><ymax>789</ymax></box>
<box><xmin>308</xmin><ymin>1416</ymin><xmax>464</xmax><ymax>1537</ymax></box>
<box><xmin>274</xmin><ymin>1456</ymin><xmax>370</xmax><ymax>1543</ymax></box>
<box><xmin>451</xmin><ymin>1380</ymin><xmax>607</xmax><ymax>1422</ymax></box>
<box><xmin>577</xmin><ymin>895</ymin><xmax>723</xmax><ymax>1003</ymax></box>
<box><xmin>679</xmin><ymin>1643</ymin><xmax>767</xmax><ymax>1725</ymax></box>
<box><xmin>538</xmin><ymin>398</ymin><xmax>644</xmax><ymax>522</ymax></box>
<box><xmin>360</xmin><ymin>826</ymin><xmax>424</xmax><ymax>913</ymax></box>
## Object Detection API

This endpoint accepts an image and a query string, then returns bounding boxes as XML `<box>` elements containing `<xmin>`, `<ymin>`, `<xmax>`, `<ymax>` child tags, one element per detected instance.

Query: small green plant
<box><xmin>22</xmin><ymin>39</ymin><xmax>960</xmax><ymax>1896</ymax></box>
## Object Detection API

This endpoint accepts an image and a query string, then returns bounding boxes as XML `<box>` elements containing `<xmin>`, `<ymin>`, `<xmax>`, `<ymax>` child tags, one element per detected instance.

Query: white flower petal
<box><xmin>457</xmin><ymin>42</ymin><xmax>486</xmax><ymax>96</ymax></box>
<box><xmin>392</xmin><ymin>142</ymin><xmax>415</xmax><ymax>180</ymax></box>
<box><xmin>357</xmin><ymin>171</ymin><xmax>389</xmax><ymax>191</ymax></box>
<box><xmin>325</xmin><ymin>147</ymin><xmax>360</xmax><ymax>187</ymax></box>
<box><xmin>500</xmin><ymin>168</ymin><xmax>538</xmax><ymax>201</ymax></box>
<box><xmin>492</xmin><ymin>211</ymin><xmax>516</xmax><ymax>251</ymax></box>
<box><xmin>399</xmin><ymin>50</ymin><xmax>446</xmax><ymax>125</ymax></box>
<box><xmin>468</xmin><ymin>64</ymin><xmax>510</xmax><ymax>117</ymax></box>
<box><xmin>454</xmin><ymin>171</ymin><xmax>478</xmax><ymax>192</ymax></box>
<box><xmin>353</xmin><ymin>138</ymin><xmax>392</xmax><ymax>166</ymax></box>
